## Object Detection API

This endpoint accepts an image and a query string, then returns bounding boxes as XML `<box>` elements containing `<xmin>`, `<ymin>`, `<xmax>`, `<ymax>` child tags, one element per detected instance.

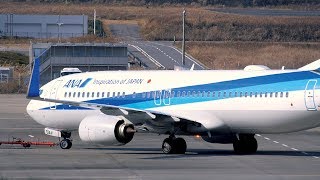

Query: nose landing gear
<box><xmin>59</xmin><ymin>139</ymin><xmax>72</xmax><ymax>149</ymax></box>
<box><xmin>162</xmin><ymin>135</ymin><xmax>187</xmax><ymax>154</ymax></box>
<box><xmin>59</xmin><ymin>131</ymin><xmax>72</xmax><ymax>149</ymax></box>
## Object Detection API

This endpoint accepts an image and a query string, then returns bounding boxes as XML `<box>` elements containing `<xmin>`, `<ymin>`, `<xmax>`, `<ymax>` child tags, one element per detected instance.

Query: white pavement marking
<box><xmin>257</xmin><ymin>134</ymin><xmax>319</xmax><ymax>160</ymax></box>
<box><xmin>147</xmin><ymin>41</ymin><xmax>203</xmax><ymax>68</ymax></box>
<box><xmin>128</xmin><ymin>44</ymin><xmax>165</xmax><ymax>69</ymax></box>
<box><xmin>282</xmin><ymin>144</ymin><xmax>288</xmax><ymax>147</ymax></box>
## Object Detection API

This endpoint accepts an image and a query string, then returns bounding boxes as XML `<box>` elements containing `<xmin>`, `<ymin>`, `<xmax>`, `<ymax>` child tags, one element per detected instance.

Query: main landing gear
<box><xmin>59</xmin><ymin>131</ymin><xmax>72</xmax><ymax>149</ymax></box>
<box><xmin>162</xmin><ymin>135</ymin><xmax>187</xmax><ymax>154</ymax></box>
<box><xmin>233</xmin><ymin>134</ymin><xmax>258</xmax><ymax>154</ymax></box>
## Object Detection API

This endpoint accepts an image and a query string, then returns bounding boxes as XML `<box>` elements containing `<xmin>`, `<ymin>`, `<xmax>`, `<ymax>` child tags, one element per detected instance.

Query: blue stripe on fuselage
<box><xmin>40</xmin><ymin>71</ymin><xmax>320</xmax><ymax>110</ymax></box>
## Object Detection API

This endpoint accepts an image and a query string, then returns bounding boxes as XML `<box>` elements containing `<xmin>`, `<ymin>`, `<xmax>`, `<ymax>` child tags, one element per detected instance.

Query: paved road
<box><xmin>128</xmin><ymin>41</ymin><xmax>206</xmax><ymax>70</ymax></box>
<box><xmin>210</xmin><ymin>8</ymin><xmax>320</xmax><ymax>17</ymax></box>
<box><xmin>109</xmin><ymin>23</ymin><xmax>206</xmax><ymax>70</ymax></box>
<box><xmin>0</xmin><ymin>94</ymin><xmax>320</xmax><ymax>179</ymax></box>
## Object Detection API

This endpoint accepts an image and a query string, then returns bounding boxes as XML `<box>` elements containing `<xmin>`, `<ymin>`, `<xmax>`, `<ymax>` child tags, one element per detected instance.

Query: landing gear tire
<box><xmin>60</xmin><ymin>139</ymin><xmax>72</xmax><ymax>149</ymax></box>
<box><xmin>162</xmin><ymin>137</ymin><xmax>187</xmax><ymax>154</ymax></box>
<box><xmin>233</xmin><ymin>134</ymin><xmax>258</xmax><ymax>155</ymax></box>
<box><xmin>174</xmin><ymin>138</ymin><xmax>187</xmax><ymax>154</ymax></box>
<box><xmin>162</xmin><ymin>138</ymin><xmax>174</xmax><ymax>154</ymax></box>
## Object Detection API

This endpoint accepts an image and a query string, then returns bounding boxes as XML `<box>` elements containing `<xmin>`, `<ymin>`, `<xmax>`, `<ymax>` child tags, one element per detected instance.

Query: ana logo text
<box><xmin>63</xmin><ymin>78</ymin><xmax>92</xmax><ymax>88</ymax></box>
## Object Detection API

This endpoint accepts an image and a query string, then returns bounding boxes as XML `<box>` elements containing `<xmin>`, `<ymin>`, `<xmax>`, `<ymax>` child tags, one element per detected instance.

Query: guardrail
<box><xmin>127</xmin><ymin>51</ymin><xmax>148</xmax><ymax>69</ymax></box>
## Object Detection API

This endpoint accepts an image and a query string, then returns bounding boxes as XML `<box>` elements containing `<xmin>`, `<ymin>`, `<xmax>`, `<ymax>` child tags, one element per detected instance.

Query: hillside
<box><xmin>0</xmin><ymin>0</ymin><xmax>319</xmax><ymax>8</ymax></box>
<box><xmin>0</xmin><ymin>3</ymin><xmax>319</xmax><ymax>42</ymax></box>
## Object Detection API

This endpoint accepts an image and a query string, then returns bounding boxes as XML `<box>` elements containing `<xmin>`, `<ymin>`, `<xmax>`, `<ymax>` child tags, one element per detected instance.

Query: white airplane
<box><xmin>26</xmin><ymin>58</ymin><xmax>320</xmax><ymax>154</ymax></box>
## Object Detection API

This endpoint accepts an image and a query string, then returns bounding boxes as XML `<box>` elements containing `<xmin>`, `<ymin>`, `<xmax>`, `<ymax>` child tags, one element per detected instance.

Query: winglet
<box><xmin>27</xmin><ymin>58</ymin><xmax>40</xmax><ymax>98</ymax></box>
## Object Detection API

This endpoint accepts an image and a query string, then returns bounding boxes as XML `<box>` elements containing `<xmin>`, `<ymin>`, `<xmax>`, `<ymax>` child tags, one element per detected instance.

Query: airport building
<box><xmin>30</xmin><ymin>43</ymin><xmax>128</xmax><ymax>85</ymax></box>
<box><xmin>0</xmin><ymin>14</ymin><xmax>88</xmax><ymax>38</ymax></box>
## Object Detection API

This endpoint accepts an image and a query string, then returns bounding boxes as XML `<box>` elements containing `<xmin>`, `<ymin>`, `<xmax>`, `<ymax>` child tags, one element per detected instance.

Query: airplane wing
<box><xmin>28</xmin><ymin>96</ymin><xmax>206</xmax><ymax>135</ymax></box>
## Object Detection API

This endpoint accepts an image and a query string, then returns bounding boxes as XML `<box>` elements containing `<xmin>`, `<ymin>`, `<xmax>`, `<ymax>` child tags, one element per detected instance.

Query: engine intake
<box><xmin>79</xmin><ymin>114</ymin><xmax>135</xmax><ymax>145</ymax></box>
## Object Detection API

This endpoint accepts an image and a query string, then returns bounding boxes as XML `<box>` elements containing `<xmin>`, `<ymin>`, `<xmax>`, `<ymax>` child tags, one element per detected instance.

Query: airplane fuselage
<box><xmin>27</xmin><ymin>69</ymin><xmax>320</xmax><ymax>134</ymax></box>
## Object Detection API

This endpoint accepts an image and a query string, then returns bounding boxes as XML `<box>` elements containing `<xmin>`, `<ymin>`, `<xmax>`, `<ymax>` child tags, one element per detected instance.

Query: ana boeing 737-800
<box><xmin>26</xmin><ymin>58</ymin><xmax>320</xmax><ymax>154</ymax></box>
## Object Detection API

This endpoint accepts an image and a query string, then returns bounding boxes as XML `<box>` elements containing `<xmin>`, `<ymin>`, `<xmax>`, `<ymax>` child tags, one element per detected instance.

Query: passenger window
<box><xmin>187</xmin><ymin>91</ymin><xmax>191</xmax><ymax>97</ymax></box>
<box><xmin>260</xmin><ymin>92</ymin><xmax>263</xmax><ymax>98</ymax></box>
<box><xmin>97</xmin><ymin>92</ymin><xmax>100</xmax><ymax>98</ymax></box>
<box><xmin>91</xmin><ymin>92</ymin><xmax>94</xmax><ymax>98</ymax></box>
<box><xmin>234</xmin><ymin>92</ymin><xmax>238</xmax><ymax>97</ymax></box>
<box><xmin>113</xmin><ymin>92</ymin><xmax>116</xmax><ymax>98</ymax></box>
<box><xmin>197</xmin><ymin>91</ymin><xmax>201</xmax><ymax>97</ymax></box>
<box><xmin>64</xmin><ymin>92</ymin><xmax>67</xmax><ymax>97</ymax></box>
<box><xmin>275</xmin><ymin>92</ymin><xmax>278</xmax><ymax>98</ymax></box>
<box><xmin>171</xmin><ymin>91</ymin><xmax>175</xmax><ymax>98</ymax></box>
<box><xmin>255</xmin><ymin>92</ymin><xmax>258</xmax><ymax>98</ymax></box>
<box><xmin>122</xmin><ymin>92</ymin><xmax>125</xmax><ymax>98</ymax></box>
<box><xmin>117</xmin><ymin>92</ymin><xmax>121</xmax><ymax>98</ymax></box>
<box><xmin>107</xmin><ymin>92</ymin><xmax>110</xmax><ymax>98</ymax></box>
<box><xmin>223</xmin><ymin>92</ymin><xmax>226</xmax><ymax>97</ymax></box>
<box><xmin>202</xmin><ymin>91</ymin><xmax>205</xmax><ymax>97</ymax></box>
<box><xmin>73</xmin><ymin>92</ymin><xmax>76</xmax><ymax>98</ymax></box>
<box><xmin>192</xmin><ymin>91</ymin><xmax>196</xmax><ymax>97</ymax></box>
<box><xmin>286</xmin><ymin>92</ymin><xmax>289</xmax><ymax>98</ymax></box>
<box><xmin>102</xmin><ymin>92</ymin><xmax>105</xmax><ymax>97</ymax></box>
<box><xmin>177</xmin><ymin>91</ymin><xmax>181</xmax><ymax>97</ymax></box>
<box><xmin>142</xmin><ymin>92</ymin><xmax>146</xmax><ymax>98</ymax></box>
<box><xmin>78</xmin><ymin>92</ymin><xmax>81</xmax><ymax>97</ymax></box>
<box><xmin>270</xmin><ymin>92</ymin><xmax>273</xmax><ymax>98</ymax></box>
<box><xmin>69</xmin><ymin>92</ymin><xmax>71</xmax><ymax>97</ymax></box>
<box><xmin>207</xmin><ymin>91</ymin><xmax>211</xmax><ymax>97</ymax></box>
<box><xmin>240</xmin><ymin>92</ymin><xmax>243</xmax><ymax>97</ymax></box>
<box><xmin>82</xmin><ymin>92</ymin><xmax>85</xmax><ymax>98</ymax></box>
<box><xmin>182</xmin><ymin>91</ymin><xmax>186</xmax><ymax>97</ymax></box>
<box><xmin>229</xmin><ymin>92</ymin><xmax>232</xmax><ymax>97</ymax></box>
<box><xmin>280</xmin><ymin>92</ymin><xmax>283</xmax><ymax>98</ymax></box>
<box><xmin>212</xmin><ymin>92</ymin><xmax>215</xmax><ymax>97</ymax></box>
<box><xmin>132</xmin><ymin>92</ymin><xmax>136</xmax><ymax>98</ymax></box>
<box><xmin>147</xmin><ymin>92</ymin><xmax>151</xmax><ymax>98</ymax></box>
<box><xmin>249</xmin><ymin>92</ymin><xmax>253</xmax><ymax>97</ymax></box>
<box><xmin>87</xmin><ymin>92</ymin><xmax>90</xmax><ymax>98</ymax></box>
<box><xmin>265</xmin><ymin>92</ymin><xmax>268</xmax><ymax>98</ymax></box>
<box><xmin>218</xmin><ymin>92</ymin><xmax>221</xmax><ymax>97</ymax></box>
<box><xmin>244</xmin><ymin>92</ymin><xmax>248</xmax><ymax>97</ymax></box>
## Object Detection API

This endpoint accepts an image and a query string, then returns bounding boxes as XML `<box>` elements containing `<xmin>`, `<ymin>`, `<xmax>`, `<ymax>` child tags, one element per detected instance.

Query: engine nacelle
<box><xmin>79</xmin><ymin>114</ymin><xmax>135</xmax><ymax>145</ymax></box>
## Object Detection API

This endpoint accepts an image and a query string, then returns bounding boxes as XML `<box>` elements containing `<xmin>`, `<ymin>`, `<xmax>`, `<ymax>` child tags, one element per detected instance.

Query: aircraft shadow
<box><xmin>85</xmin><ymin>147</ymin><xmax>320</xmax><ymax>159</ymax></box>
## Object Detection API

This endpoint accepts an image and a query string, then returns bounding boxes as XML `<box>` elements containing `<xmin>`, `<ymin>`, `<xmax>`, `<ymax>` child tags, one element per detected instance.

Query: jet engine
<box><xmin>79</xmin><ymin>114</ymin><xmax>135</xmax><ymax>145</ymax></box>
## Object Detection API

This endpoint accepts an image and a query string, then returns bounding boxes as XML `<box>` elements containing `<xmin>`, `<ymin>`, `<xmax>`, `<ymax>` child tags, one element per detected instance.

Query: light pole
<box><xmin>182</xmin><ymin>9</ymin><xmax>186</xmax><ymax>66</ymax></box>
<box><xmin>94</xmin><ymin>9</ymin><xmax>96</xmax><ymax>35</ymax></box>
<box><xmin>57</xmin><ymin>15</ymin><xmax>63</xmax><ymax>43</ymax></box>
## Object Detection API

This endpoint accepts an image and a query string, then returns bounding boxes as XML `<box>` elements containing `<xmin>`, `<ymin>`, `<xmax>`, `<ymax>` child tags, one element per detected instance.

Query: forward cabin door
<box><xmin>305</xmin><ymin>80</ymin><xmax>317</xmax><ymax>111</ymax></box>
<box><xmin>49</xmin><ymin>80</ymin><xmax>62</xmax><ymax>109</ymax></box>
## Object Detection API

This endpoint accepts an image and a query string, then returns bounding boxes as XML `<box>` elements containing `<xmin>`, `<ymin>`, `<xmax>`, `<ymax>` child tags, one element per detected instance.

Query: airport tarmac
<box><xmin>1</xmin><ymin>94</ymin><xmax>320</xmax><ymax>179</ymax></box>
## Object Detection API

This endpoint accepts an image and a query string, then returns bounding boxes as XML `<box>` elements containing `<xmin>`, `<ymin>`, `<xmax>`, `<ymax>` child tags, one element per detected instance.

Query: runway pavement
<box><xmin>0</xmin><ymin>94</ymin><xmax>320</xmax><ymax>179</ymax></box>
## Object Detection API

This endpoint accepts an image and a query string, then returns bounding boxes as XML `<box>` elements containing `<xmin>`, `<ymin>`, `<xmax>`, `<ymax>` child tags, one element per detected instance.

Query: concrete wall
<box><xmin>0</xmin><ymin>14</ymin><xmax>88</xmax><ymax>38</ymax></box>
